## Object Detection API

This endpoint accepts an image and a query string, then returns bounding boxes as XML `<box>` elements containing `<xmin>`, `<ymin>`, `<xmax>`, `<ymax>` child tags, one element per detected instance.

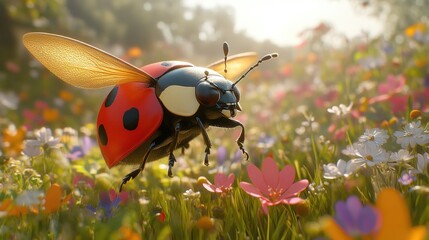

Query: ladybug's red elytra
<box><xmin>22</xmin><ymin>32</ymin><xmax>278</xmax><ymax>191</ymax></box>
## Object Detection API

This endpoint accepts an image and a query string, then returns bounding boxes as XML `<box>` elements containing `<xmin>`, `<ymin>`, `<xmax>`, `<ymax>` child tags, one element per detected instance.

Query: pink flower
<box><xmin>203</xmin><ymin>173</ymin><xmax>234</xmax><ymax>195</ymax></box>
<box><xmin>239</xmin><ymin>157</ymin><xmax>309</xmax><ymax>214</ymax></box>
<box><xmin>378</xmin><ymin>74</ymin><xmax>405</xmax><ymax>95</ymax></box>
<box><xmin>368</xmin><ymin>75</ymin><xmax>406</xmax><ymax>107</ymax></box>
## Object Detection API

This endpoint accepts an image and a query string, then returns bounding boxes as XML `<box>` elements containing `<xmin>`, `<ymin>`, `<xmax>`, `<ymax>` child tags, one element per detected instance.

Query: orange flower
<box><xmin>119</xmin><ymin>226</ymin><xmax>142</xmax><ymax>240</ymax></box>
<box><xmin>410</xmin><ymin>110</ymin><xmax>422</xmax><ymax>120</ymax></box>
<box><xmin>44</xmin><ymin>184</ymin><xmax>62</xmax><ymax>214</ymax></box>
<box><xmin>59</xmin><ymin>90</ymin><xmax>74</xmax><ymax>102</ymax></box>
<box><xmin>127</xmin><ymin>47</ymin><xmax>143</xmax><ymax>58</ymax></box>
<box><xmin>71</xmin><ymin>99</ymin><xmax>84</xmax><ymax>115</ymax></box>
<box><xmin>0</xmin><ymin>198</ymin><xmax>37</xmax><ymax>216</ymax></box>
<box><xmin>0</xmin><ymin>184</ymin><xmax>70</xmax><ymax>217</ymax></box>
<box><xmin>2</xmin><ymin>125</ymin><xmax>26</xmax><ymax>157</ymax></box>
<box><xmin>196</xmin><ymin>216</ymin><xmax>214</xmax><ymax>231</ymax></box>
<box><xmin>43</xmin><ymin>108</ymin><xmax>60</xmax><ymax>122</ymax></box>
<box><xmin>414</xmin><ymin>57</ymin><xmax>427</xmax><ymax>68</ymax></box>
<box><xmin>374</xmin><ymin>189</ymin><xmax>426</xmax><ymax>240</ymax></box>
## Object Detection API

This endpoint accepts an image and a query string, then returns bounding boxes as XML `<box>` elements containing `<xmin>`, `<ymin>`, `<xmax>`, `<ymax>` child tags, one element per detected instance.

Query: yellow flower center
<box><xmin>366</xmin><ymin>155</ymin><xmax>373</xmax><ymax>161</ymax></box>
<box><xmin>268</xmin><ymin>187</ymin><xmax>284</xmax><ymax>201</ymax></box>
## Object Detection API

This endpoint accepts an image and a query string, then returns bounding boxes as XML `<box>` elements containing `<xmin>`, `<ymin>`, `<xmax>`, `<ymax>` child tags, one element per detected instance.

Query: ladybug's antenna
<box><xmin>232</xmin><ymin>53</ymin><xmax>279</xmax><ymax>87</ymax></box>
<box><xmin>223</xmin><ymin>42</ymin><xmax>229</xmax><ymax>74</ymax></box>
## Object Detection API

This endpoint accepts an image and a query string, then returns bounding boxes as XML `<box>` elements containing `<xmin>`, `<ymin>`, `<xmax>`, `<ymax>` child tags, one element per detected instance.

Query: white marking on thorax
<box><xmin>159</xmin><ymin>85</ymin><xmax>200</xmax><ymax>117</ymax></box>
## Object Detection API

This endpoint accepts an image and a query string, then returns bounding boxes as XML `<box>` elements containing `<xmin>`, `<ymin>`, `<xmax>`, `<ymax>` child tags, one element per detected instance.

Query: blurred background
<box><xmin>0</xmin><ymin>0</ymin><xmax>428</xmax><ymax>130</ymax></box>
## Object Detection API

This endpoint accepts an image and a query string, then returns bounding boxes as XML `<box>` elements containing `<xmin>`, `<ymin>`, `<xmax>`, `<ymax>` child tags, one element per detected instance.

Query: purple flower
<box><xmin>217</xmin><ymin>146</ymin><xmax>227</xmax><ymax>166</ymax></box>
<box><xmin>398</xmin><ymin>171</ymin><xmax>416</xmax><ymax>185</ymax></box>
<box><xmin>67</xmin><ymin>146</ymin><xmax>85</xmax><ymax>160</ymax></box>
<box><xmin>66</xmin><ymin>136</ymin><xmax>96</xmax><ymax>160</ymax></box>
<box><xmin>334</xmin><ymin>196</ymin><xmax>380</xmax><ymax>237</ymax></box>
<box><xmin>81</xmin><ymin>135</ymin><xmax>96</xmax><ymax>153</ymax></box>
<box><xmin>87</xmin><ymin>189</ymin><xmax>129</xmax><ymax>218</ymax></box>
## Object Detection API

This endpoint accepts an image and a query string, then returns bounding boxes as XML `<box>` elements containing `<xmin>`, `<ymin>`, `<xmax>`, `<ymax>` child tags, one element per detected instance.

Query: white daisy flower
<box><xmin>342</xmin><ymin>143</ymin><xmax>359</xmax><ymax>156</ymax></box>
<box><xmin>359</xmin><ymin>128</ymin><xmax>388</xmax><ymax>147</ymax></box>
<box><xmin>352</xmin><ymin>143</ymin><xmax>389</xmax><ymax>167</ymax></box>
<box><xmin>394</xmin><ymin>121</ymin><xmax>429</xmax><ymax>148</ymax></box>
<box><xmin>388</xmin><ymin>149</ymin><xmax>413</xmax><ymax>165</ymax></box>
<box><xmin>323</xmin><ymin>159</ymin><xmax>361</xmax><ymax>179</ymax></box>
<box><xmin>23</xmin><ymin>127</ymin><xmax>61</xmax><ymax>157</ymax></box>
<box><xmin>417</xmin><ymin>153</ymin><xmax>429</xmax><ymax>174</ymax></box>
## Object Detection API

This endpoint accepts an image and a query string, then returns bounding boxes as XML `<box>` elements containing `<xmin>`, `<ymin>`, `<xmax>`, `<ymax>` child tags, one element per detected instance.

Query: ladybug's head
<box><xmin>196</xmin><ymin>43</ymin><xmax>278</xmax><ymax>120</ymax></box>
<box><xmin>196</xmin><ymin>72</ymin><xmax>241</xmax><ymax>118</ymax></box>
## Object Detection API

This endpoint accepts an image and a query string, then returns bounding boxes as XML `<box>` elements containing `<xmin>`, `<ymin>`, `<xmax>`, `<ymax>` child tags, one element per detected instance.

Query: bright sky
<box><xmin>184</xmin><ymin>0</ymin><xmax>383</xmax><ymax>46</ymax></box>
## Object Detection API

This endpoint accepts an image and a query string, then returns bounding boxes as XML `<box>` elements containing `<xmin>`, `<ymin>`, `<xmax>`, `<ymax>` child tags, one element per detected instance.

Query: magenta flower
<box><xmin>203</xmin><ymin>172</ymin><xmax>234</xmax><ymax>195</ymax></box>
<box><xmin>239</xmin><ymin>157</ymin><xmax>309</xmax><ymax>214</ymax></box>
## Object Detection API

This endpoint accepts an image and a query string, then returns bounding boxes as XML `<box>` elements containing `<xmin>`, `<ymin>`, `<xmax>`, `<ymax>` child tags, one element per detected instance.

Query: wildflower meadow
<box><xmin>2</xmin><ymin>1</ymin><xmax>429</xmax><ymax>239</ymax></box>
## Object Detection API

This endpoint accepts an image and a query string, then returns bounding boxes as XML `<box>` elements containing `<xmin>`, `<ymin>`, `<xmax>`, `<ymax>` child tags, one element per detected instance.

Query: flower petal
<box><xmin>214</xmin><ymin>173</ymin><xmax>227</xmax><ymax>187</ymax></box>
<box><xmin>239</xmin><ymin>182</ymin><xmax>263</xmax><ymax>198</ymax></box>
<box><xmin>374</xmin><ymin>188</ymin><xmax>411</xmax><ymax>240</ymax></box>
<box><xmin>261</xmin><ymin>201</ymin><xmax>269</xmax><ymax>215</ymax></box>
<box><xmin>334</xmin><ymin>201</ymin><xmax>355</xmax><ymax>234</ymax></box>
<box><xmin>247</xmin><ymin>162</ymin><xmax>270</xmax><ymax>196</ymax></box>
<box><xmin>202</xmin><ymin>183</ymin><xmax>217</xmax><ymax>193</ymax></box>
<box><xmin>262</xmin><ymin>157</ymin><xmax>279</xmax><ymax>189</ymax></box>
<box><xmin>226</xmin><ymin>173</ymin><xmax>235</xmax><ymax>187</ymax></box>
<box><xmin>280</xmin><ymin>179</ymin><xmax>309</xmax><ymax>199</ymax></box>
<box><xmin>346</xmin><ymin>196</ymin><xmax>363</xmax><ymax>225</ymax></box>
<box><xmin>44</xmin><ymin>184</ymin><xmax>62</xmax><ymax>214</ymax></box>
<box><xmin>324</xmin><ymin>217</ymin><xmax>354</xmax><ymax>240</ymax></box>
<box><xmin>278</xmin><ymin>165</ymin><xmax>295</xmax><ymax>191</ymax></box>
<box><xmin>280</xmin><ymin>197</ymin><xmax>304</xmax><ymax>205</ymax></box>
<box><xmin>358</xmin><ymin>206</ymin><xmax>380</xmax><ymax>234</ymax></box>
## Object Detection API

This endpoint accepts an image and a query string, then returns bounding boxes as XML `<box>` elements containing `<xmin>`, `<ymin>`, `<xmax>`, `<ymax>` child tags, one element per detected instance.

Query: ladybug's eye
<box><xmin>232</xmin><ymin>85</ymin><xmax>240</xmax><ymax>102</ymax></box>
<box><xmin>196</xmin><ymin>81</ymin><xmax>220</xmax><ymax>106</ymax></box>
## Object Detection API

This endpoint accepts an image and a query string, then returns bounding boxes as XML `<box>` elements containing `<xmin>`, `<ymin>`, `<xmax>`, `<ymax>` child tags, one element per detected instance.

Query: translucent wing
<box><xmin>22</xmin><ymin>32</ymin><xmax>155</xmax><ymax>89</ymax></box>
<box><xmin>207</xmin><ymin>52</ymin><xmax>258</xmax><ymax>80</ymax></box>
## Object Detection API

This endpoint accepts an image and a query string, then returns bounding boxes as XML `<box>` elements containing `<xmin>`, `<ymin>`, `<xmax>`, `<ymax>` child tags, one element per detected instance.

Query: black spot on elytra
<box><xmin>123</xmin><ymin>108</ymin><xmax>139</xmax><ymax>130</ymax></box>
<box><xmin>98</xmin><ymin>124</ymin><xmax>108</xmax><ymax>145</ymax></box>
<box><xmin>161</xmin><ymin>61</ymin><xmax>171</xmax><ymax>67</ymax></box>
<box><xmin>105</xmin><ymin>86</ymin><xmax>118</xmax><ymax>107</ymax></box>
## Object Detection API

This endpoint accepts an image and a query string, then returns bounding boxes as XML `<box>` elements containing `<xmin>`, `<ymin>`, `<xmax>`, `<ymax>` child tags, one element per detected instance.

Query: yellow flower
<box><xmin>405</xmin><ymin>23</ymin><xmax>425</xmax><ymax>37</ymax></box>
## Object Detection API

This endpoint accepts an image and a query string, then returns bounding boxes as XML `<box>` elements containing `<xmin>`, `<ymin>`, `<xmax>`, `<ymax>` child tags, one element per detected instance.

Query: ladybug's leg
<box><xmin>119</xmin><ymin>142</ymin><xmax>157</xmax><ymax>192</ymax></box>
<box><xmin>196</xmin><ymin>117</ymin><xmax>212</xmax><ymax>166</ymax></box>
<box><xmin>208</xmin><ymin>118</ymin><xmax>249</xmax><ymax>160</ymax></box>
<box><xmin>167</xmin><ymin>122</ymin><xmax>181</xmax><ymax>177</ymax></box>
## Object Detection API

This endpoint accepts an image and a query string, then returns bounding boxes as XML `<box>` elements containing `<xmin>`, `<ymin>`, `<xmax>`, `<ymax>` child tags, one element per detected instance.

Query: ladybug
<box><xmin>23</xmin><ymin>32</ymin><xmax>278</xmax><ymax>190</ymax></box>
